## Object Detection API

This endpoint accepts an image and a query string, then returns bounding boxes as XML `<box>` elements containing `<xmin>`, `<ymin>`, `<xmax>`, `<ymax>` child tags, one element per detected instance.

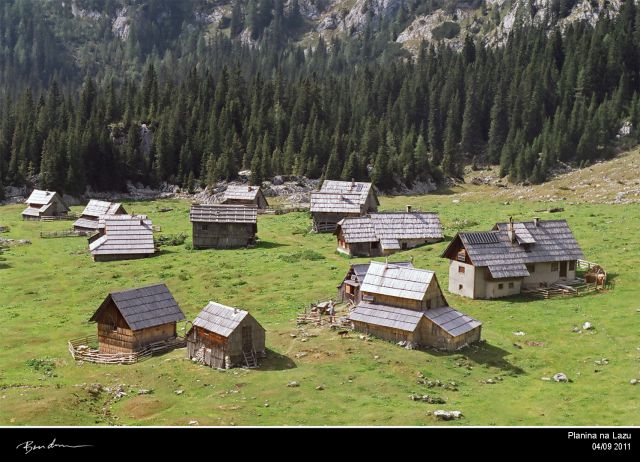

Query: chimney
<box><xmin>507</xmin><ymin>216</ymin><xmax>516</xmax><ymax>243</ymax></box>
<box><xmin>406</xmin><ymin>205</ymin><xmax>412</xmax><ymax>213</ymax></box>
<box><xmin>533</xmin><ymin>217</ymin><xmax>540</xmax><ymax>227</ymax></box>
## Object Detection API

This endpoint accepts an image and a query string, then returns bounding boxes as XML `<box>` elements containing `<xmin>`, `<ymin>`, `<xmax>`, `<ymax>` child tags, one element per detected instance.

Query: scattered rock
<box><xmin>264</xmin><ymin>402</ymin><xmax>269</xmax><ymax>407</ymax></box>
<box><xmin>374</xmin><ymin>355</ymin><xmax>380</xmax><ymax>360</ymax></box>
<box><xmin>289</xmin><ymin>333</ymin><xmax>297</xmax><ymax>338</ymax></box>
<box><xmin>433</xmin><ymin>410</ymin><xmax>462</xmax><ymax>421</ymax></box>
<box><xmin>513</xmin><ymin>331</ymin><xmax>526</xmax><ymax>336</ymax></box>
<box><xmin>175</xmin><ymin>389</ymin><xmax>184</xmax><ymax>395</ymax></box>
<box><xmin>594</xmin><ymin>358</ymin><xmax>609</xmax><ymax>366</ymax></box>
<box><xmin>294</xmin><ymin>352</ymin><xmax>308</xmax><ymax>359</ymax></box>
<box><xmin>188</xmin><ymin>420</ymin><xmax>199</xmax><ymax>426</ymax></box>
<box><xmin>630</xmin><ymin>379</ymin><xmax>638</xmax><ymax>385</ymax></box>
<box><xmin>87</xmin><ymin>383</ymin><xmax>102</xmax><ymax>397</ymax></box>
<box><xmin>137</xmin><ymin>389</ymin><xmax>152</xmax><ymax>395</ymax></box>
<box><xmin>553</xmin><ymin>373</ymin><xmax>569</xmax><ymax>383</ymax></box>
<box><xmin>541</xmin><ymin>377</ymin><xmax>551</xmax><ymax>381</ymax></box>
<box><xmin>572</xmin><ymin>327</ymin><xmax>581</xmax><ymax>333</ymax></box>
<box><xmin>484</xmin><ymin>378</ymin><xmax>495</xmax><ymax>384</ymax></box>
<box><xmin>452</xmin><ymin>199</ymin><xmax>460</xmax><ymax>204</ymax></box>
<box><xmin>513</xmin><ymin>343</ymin><xmax>522</xmax><ymax>349</ymax></box>
<box><xmin>583</xmin><ymin>322</ymin><xmax>593</xmax><ymax>330</ymax></box>
<box><xmin>300</xmin><ymin>338</ymin><xmax>308</xmax><ymax>343</ymax></box>
<box><xmin>315</xmin><ymin>385</ymin><xmax>325</xmax><ymax>391</ymax></box>
<box><xmin>525</xmin><ymin>341</ymin><xmax>545</xmax><ymax>347</ymax></box>
<box><xmin>287</xmin><ymin>381</ymin><xmax>300</xmax><ymax>388</ymax></box>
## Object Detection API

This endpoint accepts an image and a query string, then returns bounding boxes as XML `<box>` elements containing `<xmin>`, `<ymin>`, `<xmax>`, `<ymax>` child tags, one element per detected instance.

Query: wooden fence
<box><xmin>261</xmin><ymin>206</ymin><xmax>309</xmax><ymax>215</ymax></box>
<box><xmin>68</xmin><ymin>335</ymin><xmax>186</xmax><ymax>365</ymax></box>
<box><xmin>40</xmin><ymin>229</ymin><xmax>91</xmax><ymax>238</ymax></box>
<box><xmin>40</xmin><ymin>213</ymin><xmax>79</xmax><ymax>222</ymax></box>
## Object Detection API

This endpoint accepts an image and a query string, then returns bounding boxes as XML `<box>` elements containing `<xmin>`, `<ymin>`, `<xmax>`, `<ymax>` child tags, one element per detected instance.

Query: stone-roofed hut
<box><xmin>88</xmin><ymin>283</ymin><xmax>186</xmax><ymax>354</ymax></box>
<box><xmin>310</xmin><ymin>180</ymin><xmax>379</xmax><ymax>232</ymax></box>
<box><xmin>189</xmin><ymin>204</ymin><xmax>258</xmax><ymax>249</ymax></box>
<box><xmin>88</xmin><ymin>215</ymin><xmax>155</xmax><ymax>262</ymax></box>
<box><xmin>74</xmin><ymin>200</ymin><xmax>127</xmax><ymax>232</ymax></box>
<box><xmin>441</xmin><ymin>218</ymin><xmax>585</xmax><ymax>299</ymax></box>
<box><xmin>221</xmin><ymin>184</ymin><xmax>269</xmax><ymax>209</ymax></box>
<box><xmin>347</xmin><ymin>261</ymin><xmax>482</xmax><ymax>351</ymax></box>
<box><xmin>22</xmin><ymin>189</ymin><xmax>69</xmax><ymax>220</ymax></box>
<box><xmin>186</xmin><ymin>301</ymin><xmax>266</xmax><ymax>368</ymax></box>
<box><xmin>335</xmin><ymin>207</ymin><xmax>443</xmax><ymax>256</ymax></box>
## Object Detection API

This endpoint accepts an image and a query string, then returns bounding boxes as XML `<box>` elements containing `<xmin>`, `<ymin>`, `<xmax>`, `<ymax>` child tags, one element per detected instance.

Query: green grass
<box><xmin>0</xmin><ymin>194</ymin><xmax>639</xmax><ymax>426</ymax></box>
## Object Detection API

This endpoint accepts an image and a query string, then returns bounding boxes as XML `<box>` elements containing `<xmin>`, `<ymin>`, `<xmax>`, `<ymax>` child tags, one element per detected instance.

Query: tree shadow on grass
<box><xmin>426</xmin><ymin>341</ymin><xmax>525</xmax><ymax>376</ymax></box>
<box><xmin>256</xmin><ymin>348</ymin><xmax>297</xmax><ymax>371</ymax></box>
<box><xmin>0</xmin><ymin>262</ymin><xmax>11</xmax><ymax>269</ymax></box>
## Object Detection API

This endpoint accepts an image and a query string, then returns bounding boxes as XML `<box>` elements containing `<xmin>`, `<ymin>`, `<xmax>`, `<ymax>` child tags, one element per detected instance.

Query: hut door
<box><xmin>242</xmin><ymin>326</ymin><xmax>252</xmax><ymax>352</ymax></box>
<box><xmin>559</xmin><ymin>261</ymin><xmax>567</xmax><ymax>278</ymax></box>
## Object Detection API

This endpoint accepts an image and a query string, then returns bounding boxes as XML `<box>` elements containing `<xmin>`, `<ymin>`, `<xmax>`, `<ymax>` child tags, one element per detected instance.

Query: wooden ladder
<box><xmin>243</xmin><ymin>349</ymin><xmax>258</xmax><ymax>368</ymax></box>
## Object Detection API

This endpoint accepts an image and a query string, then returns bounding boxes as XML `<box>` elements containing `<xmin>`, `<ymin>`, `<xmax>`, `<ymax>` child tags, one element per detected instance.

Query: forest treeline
<box><xmin>2</xmin><ymin>0</ymin><xmax>640</xmax><ymax>197</ymax></box>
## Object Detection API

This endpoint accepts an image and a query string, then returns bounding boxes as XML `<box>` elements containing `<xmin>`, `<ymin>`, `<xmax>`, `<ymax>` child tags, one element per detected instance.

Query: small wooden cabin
<box><xmin>335</xmin><ymin>208</ymin><xmax>443</xmax><ymax>257</ymax></box>
<box><xmin>347</xmin><ymin>261</ymin><xmax>482</xmax><ymax>351</ymax></box>
<box><xmin>89</xmin><ymin>215</ymin><xmax>155</xmax><ymax>262</ymax></box>
<box><xmin>89</xmin><ymin>283</ymin><xmax>186</xmax><ymax>354</ymax></box>
<box><xmin>189</xmin><ymin>204</ymin><xmax>258</xmax><ymax>249</ymax></box>
<box><xmin>338</xmin><ymin>261</ymin><xmax>413</xmax><ymax>304</ymax></box>
<box><xmin>74</xmin><ymin>200</ymin><xmax>127</xmax><ymax>232</ymax></box>
<box><xmin>441</xmin><ymin>218</ymin><xmax>585</xmax><ymax>299</ymax></box>
<box><xmin>310</xmin><ymin>180</ymin><xmax>379</xmax><ymax>232</ymax></box>
<box><xmin>186</xmin><ymin>301</ymin><xmax>266</xmax><ymax>369</ymax></box>
<box><xmin>222</xmin><ymin>184</ymin><xmax>269</xmax><ymax>209</ymax></box>
<box><xmin>22</xmin><ymin>189</ymin><xmax>69</xmax><ymax>220</ymax></box>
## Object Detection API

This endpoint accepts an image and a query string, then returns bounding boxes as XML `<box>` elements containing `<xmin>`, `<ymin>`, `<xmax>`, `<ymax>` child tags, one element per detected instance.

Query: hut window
<box><xmin>551</xmin><ymin>262</ymin><xmax>559</xmax><ymax>272</ymax></box>
<box><xmin>508</xmin><ymin>282</ymin><xmax>514</xmax><ymax>289</ymax></box>
<box><xmin>401</xmin><ymin>243</ymin><xmax>408</xmax><ymax>250</ymax></box>
<box><xmin>498</xmin><ymin>283</ymin><xmax>504</xmax><ymax>290</ymax></box>
<box><xmin>458</xmin><ymin>284</ymin><xmax>463</xmax><ymax>291</ymax></box>
<box><xmin>371</xmin><ymin>242</ymin><xmax>379</xmax><ymax>249</ymax></box>
<box><xmin>201</xmin><ymin>224</ymin><xmax>209</xmax><ymax>231</ymax></box>
<box><xmin>526</xmin><ymin>264</ymin><xmax>535</xmax><ymax>273</ymax></box>
<box><xmin>569</xmin><ymin>260</ymin><xmax>576</xmax><ymax>271</ymax></box>
<box><xmin>457</xmin><ymin>250</ymin><xmax>466</xmax><ymax>262</ymax></box>
<box><xmin>458</xmin><ymin>266</ymin><xmax>465</xmax><ymax>274</ymax></box>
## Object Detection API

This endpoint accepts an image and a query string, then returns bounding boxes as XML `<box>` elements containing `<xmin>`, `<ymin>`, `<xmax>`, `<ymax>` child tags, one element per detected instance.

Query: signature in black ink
<box><xmin>16</xmin><ymin>438</ymin><xmax>92</xmax><ymax>454</ymax></box>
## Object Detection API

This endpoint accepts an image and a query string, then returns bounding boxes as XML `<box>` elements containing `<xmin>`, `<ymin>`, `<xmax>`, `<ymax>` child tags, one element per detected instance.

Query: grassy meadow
<box><xmin>0</xmin><ymin>191</ymin><xmax>639</xmax><ymax>426</ymax></box>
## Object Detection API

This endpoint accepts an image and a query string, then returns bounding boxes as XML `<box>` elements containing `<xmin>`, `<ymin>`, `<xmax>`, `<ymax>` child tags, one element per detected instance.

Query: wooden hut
<box><xmin>310</xmin><ymin>180</ymin><xmax>379</xmax><ymax>232</ymax></box>
<box><xmin>22</xmin><ymin>189</ymin><xmax>69</xmax><ymax>220</ymax></box>
<box><xmin>74</xmin><ymin>200</ymin><xmax>127</xmax><ymax>232</ymax></box>
<box><xmin>441</xmin><ymin>218</ymin><xmax>585</xmax><ymax>299</ymax></box>
<box><xmin>89</xmin><ymin>215</ymin><xmax>155</xmax><ymax>262</ymax></box>
<box><xmin>186</xmin><ymin>301</ymin><xmax>266</xmax><ymax>369</ymax></box>
<box><xmin>221</xmin><ymin>184</ymin><xmax>269</xmax><ymax>209</ymax></box>
<box><xmin>347</xmin><ymin>261</ymin><xmax>482</xmax><ymax>351</ymax></box>
<box><xmin>338</xmin><ymin>261</ymin><xmax>413</xmax><ymax>304</ymax></box>
<box><xmin>88</xmin><ymin>283</ymin><xmax>186</xmax><ymax>354</ymax></box>
<box><xmin>335</xmin><ymin>208</ymin><xmax>443</xmax><ymax>257</ymax></box>
<box><xmin>189</xmin><ymin>204</ymin><xmax>258</xmax><ymax>249</ymax></box>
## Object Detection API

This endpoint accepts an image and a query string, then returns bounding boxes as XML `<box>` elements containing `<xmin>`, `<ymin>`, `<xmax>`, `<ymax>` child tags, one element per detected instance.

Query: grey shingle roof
<box><xmin>223</xmin><ymin>185</ymin><xmax>261</xmax><ymax>201</ymax></box>
<box><xmin>337</xmin><ymin>212</ymin><xmax>443</xmax><ymax>245</ymax></box>
<box><xmin>360</xmin><ymin>261</ymin><xmax>435</xmax><ymax>301</ymax></box>
<box><xmin>90</xmin><ymin>283</ymin><xmax>185</xmax><ymax>331</ymax></box>
<box><xmin>320</xmin><ymin>180</ymin><xmax>375</xmax><ymax>199</ymax></box>
<box><xmin>348</xmin><ymin>301</ymin><xmax>423</xmax><ymax>332</ymax></box>
<box><xmin>344</xmin><ymin>261</ymin><xmax>413</xmax><ymax>285</ymax></box>
<box><xmin>80</xmin><ymin>200</ymin><xmax>125</xmax><ymax>218</ymax></box>
<box><xmin>192</xmin><ymin>301</ymin><xmax>262</xmax><ymax>338</ymax></box>
<box><xmin>89</xmin><ymin>215</ymin><xmax>155</xmax><ymax>256</ymax></box>
<box><xmin>25</xmin><ymin>189</ymin><xmax>57</xmax><ymax>205</ymax></box>
<box><xmin>189</xmin><ymin>204</ymin><xmax>258</xmax><ymax>224</ymax></box>
<box><xmin>444</xmin><ymin>219</ymin><xmax>585</xmax><ymax>279</ymax></box>
<box><xmin>423</xmin><ymin>306</ymin><xmax>482</xmax><ymax>337</ymax></box>
<box><xmin>310</xmin><ymin>192</ymin><xmax>365</xmax><ymax>213</ymax></box>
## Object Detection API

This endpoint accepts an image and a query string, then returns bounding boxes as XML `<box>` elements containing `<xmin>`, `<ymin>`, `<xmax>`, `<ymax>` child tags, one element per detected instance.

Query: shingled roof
<box><xmin>26</xmin><ymin>189</ymin><xmax>59</xmax><ymax>205</ymax></box>
<box><xmin>442</xmin><ymin>219</ymin><xmax>585</xmax><ymax>279</ymax></box>
<box><xmin>74</xmin><ymin>200</ymin><xmax>125</xmax><ymax>230</ymax></box>
<box><xmin>189</xmin><ymin>204</ymin><xmax>258</xmax><ymax>224</ymax></box>
<box><xmin>192</xmin><ymin>301</ymin><xmax>263</xmax><ymax>338</ymax></box>
<box><xmin>310</xmin><ymin>192</ymin><xmax>365</xmax><ymax>213</ymax></box>
<box><xmin>423</xmin><ymin>306</ymin><xmax>482</xmax><ymax>337</ymax></box>
<box><xmin>349</xmin><ymin>302</ymin><xmax>424</xmax><ymax>332</ymax></box>
<box><xmin>320</xmin><ymin>180</ymin><xmax>378</xmax><ymax>203</ymax></box>
<box><xmin>90</xmin><ymin>283</ymin><xmax>185</xmax><ymax>331</ymax></box>
<box><xmin>360</xmin><ymin>261</ymin><xmax>435</xmax><ymax>301</ymax></box>
<box><xmin>89</xmin><ymin>215</ymin><xmax>155</xmax><ymax>257</ymax></box>
<box><xmin>337</xmin><ymin>212</ymin><xmax>443</xmax><ymax>249</ymax></box>
<box><xmin>223</xmin><ymin>185</ymin><xmax>262</xmax><ymax>201</ymax></box>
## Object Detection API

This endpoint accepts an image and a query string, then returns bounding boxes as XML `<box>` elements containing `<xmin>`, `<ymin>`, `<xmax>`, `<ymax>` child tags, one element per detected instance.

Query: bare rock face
<box><xmin>341</xmin><ymin>0</ymin><xmax>403</xmax><ymax>33</ymax></box>
<box><xmin>112</xmin><ymin>7</ymin><xmax>130</xmax><ymax>41</ymax></box>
